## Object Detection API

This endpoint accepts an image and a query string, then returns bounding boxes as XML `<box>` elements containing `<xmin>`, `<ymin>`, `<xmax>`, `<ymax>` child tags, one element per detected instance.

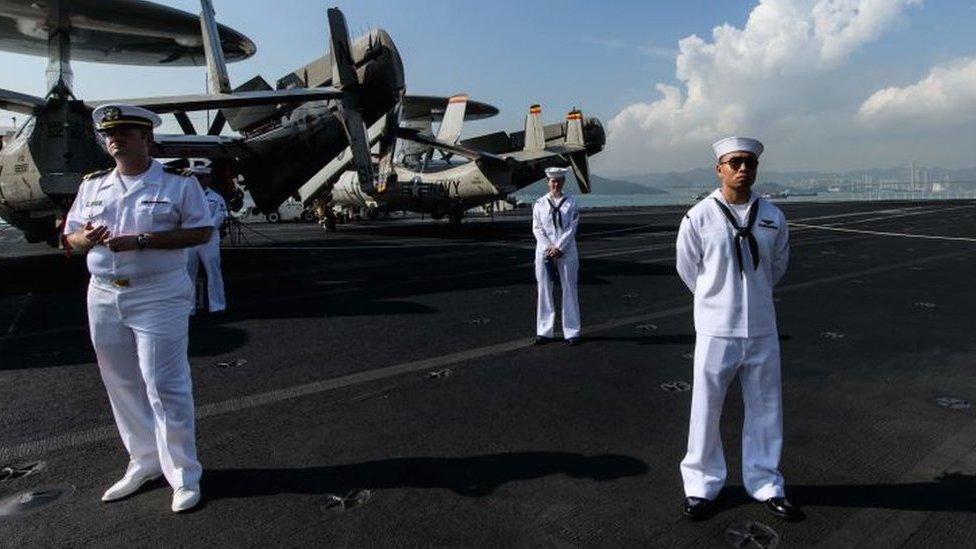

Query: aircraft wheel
<box><xmin>448</xmin><ymin>210</ymin><xmax>463</xmax><ymax>228</ymax></box>
<box><xmin>266</xmin><ymin>211</ymin><xmax>281</xmax><ymax>223</ymax></box>
<box><xmin>300</xmin><ymin>209</ymin><xmax>315</xmax><ymax>223</ymax></box>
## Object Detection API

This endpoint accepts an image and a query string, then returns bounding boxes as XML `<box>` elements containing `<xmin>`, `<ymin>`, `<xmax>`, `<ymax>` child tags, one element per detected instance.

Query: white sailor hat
<box><xmin>712</xmin><ymin>136</ymin><xmax>764</xmax><ymax>159</ymax></box>
<box><xmin>92</xmin><ymin>103</ymin><xmax>162</xmax><ymax>132</ymax></box>
<box><xmin>545</xmin><ymin>167</ymin><xmax>568</xmax><ymax>180</ymax></box>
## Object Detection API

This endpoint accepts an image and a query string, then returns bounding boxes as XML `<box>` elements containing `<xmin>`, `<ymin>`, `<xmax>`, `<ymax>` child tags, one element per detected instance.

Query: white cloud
<box><xmin>600</xmin><ymin>0</ymin><xmax>924</xmax><ymax>174</ymax></box>
<box><xmin>581</xmin><ymin>37</ymin><xmax>675</xmax><ymax>60</ymax></box>
<box><xmin>858</xmin><ymin>56</ymin><xmax>976</xmax><ymax>126</ymax></box>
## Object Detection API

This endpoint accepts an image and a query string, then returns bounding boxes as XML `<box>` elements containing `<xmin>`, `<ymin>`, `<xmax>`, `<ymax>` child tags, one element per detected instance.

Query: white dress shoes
<box><xmin>101</xmin><ymin>472</ymin><xmax>162</xmax><ymax>502</ymax></box>
<box><xmin>171</xmin><ymin>484</ymin><xmax>202</xmax><ymax>513</ymax></box>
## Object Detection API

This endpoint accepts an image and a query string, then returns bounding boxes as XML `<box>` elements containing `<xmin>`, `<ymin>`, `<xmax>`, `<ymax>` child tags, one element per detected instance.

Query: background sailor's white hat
<box><xmin>545</xmin><ymin>166</ymin><xmax>568</xmax><ymax>180</ymax></box>
<box><xmin>712</xmin><ymin>136</ymin><xmax>764</xmax><ymax>159</ymax></box>
<box><xmin>92</xmin><ymin>103</ymin><xmax>162</xmax><ymax>131</ymax></box>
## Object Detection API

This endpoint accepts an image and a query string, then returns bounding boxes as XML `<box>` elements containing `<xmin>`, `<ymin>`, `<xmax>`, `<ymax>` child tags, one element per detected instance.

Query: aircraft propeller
<box><xmin>327</xmin><ymin>8</ymin><xmax>376</xmax><ymax>194</ymax></box>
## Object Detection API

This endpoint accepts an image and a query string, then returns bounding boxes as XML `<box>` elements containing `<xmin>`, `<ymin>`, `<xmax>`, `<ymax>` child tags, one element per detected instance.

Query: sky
<box><xmin>1</xmin><ymin>0</ymin><xmax>974</xmax><ymax>177</ymax></box>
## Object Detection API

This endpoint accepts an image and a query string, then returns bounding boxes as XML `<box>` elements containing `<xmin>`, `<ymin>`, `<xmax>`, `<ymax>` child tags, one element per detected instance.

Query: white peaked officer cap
<box><xmin>545</xmin><ymin>167</ymin><xmax>568</xmax><ymax>180</ymax></box>
<box><xmin>93</xmin><ymin>103</ymin><xmax>163</xmax><ymax>131</ymax></box>
<box><xmin>712</xmin><ymin>136</ymin><xmax>764</xmax><ymax>159</ymax></box>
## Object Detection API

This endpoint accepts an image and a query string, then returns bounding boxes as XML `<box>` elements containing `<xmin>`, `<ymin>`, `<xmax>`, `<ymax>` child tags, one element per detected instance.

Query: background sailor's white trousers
<box><xmin>534</xmin><ymin>248</ymin><xmax>580</xmax><ymax>339</ymax></box>
<box><xmin>187</xmin><ymin>238</ymin><xmax>225</xmax><ymax>312</ymax></box>
<box><xmin>680</xmin><ymin>333</ymin><xmax>785</xmax><ymax>501</ymax></box>
<box><xmin>87</xmin><ymin>271</ymin><xmax>202</xmax><ymax>490</ymax></box>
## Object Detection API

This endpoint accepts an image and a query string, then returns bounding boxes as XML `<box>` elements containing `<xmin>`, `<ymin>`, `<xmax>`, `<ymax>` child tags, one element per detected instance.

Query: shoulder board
<box><xmin>82</xmin><ymin>168</ymin><xmax>113</xmax><ymax>181</ymax></box>
<box><xmin>163</xmin><ymin>166</ymin><xmax>194</xmax><ymax>177</ymax></box>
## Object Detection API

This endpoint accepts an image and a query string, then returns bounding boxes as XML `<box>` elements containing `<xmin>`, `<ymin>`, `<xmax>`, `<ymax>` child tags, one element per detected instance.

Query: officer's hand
<box><xmin>82</xmin><ymin>222</ymin><xmax>110</xmax><ymax>246</ymax></box>
<box><xmin>552</xmin><ymin>247</ymin><xmax>564</xmax><ymax>258</ymax></box>
<box><xmin>104</xmin><ymin>234</ymin><xmax>139</xmax><ymax>253</ymax></box>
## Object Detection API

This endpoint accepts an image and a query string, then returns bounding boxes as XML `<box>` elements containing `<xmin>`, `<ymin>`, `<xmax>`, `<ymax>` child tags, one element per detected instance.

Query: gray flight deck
<box><xmin>1</xmin><ymin>200</ymin><xmax>975</xmax><ymax>547</ymax></box>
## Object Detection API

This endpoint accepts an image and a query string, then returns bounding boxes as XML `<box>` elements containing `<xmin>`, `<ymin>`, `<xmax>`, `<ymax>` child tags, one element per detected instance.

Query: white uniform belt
<box><xmin>91</xmin><ymin>269</ymin><xmax>184</xmax><ymax>289</ymax></box>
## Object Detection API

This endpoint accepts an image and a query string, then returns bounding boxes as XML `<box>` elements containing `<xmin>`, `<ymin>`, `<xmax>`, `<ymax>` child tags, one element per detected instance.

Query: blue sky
<box><xmin>2</xmin><ymin>1</ymin><xmax>974</xmax><ymax>175</ymax></box>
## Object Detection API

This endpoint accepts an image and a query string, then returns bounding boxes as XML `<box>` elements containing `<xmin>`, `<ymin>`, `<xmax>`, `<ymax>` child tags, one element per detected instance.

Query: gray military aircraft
<box><xmin>0</xmin><ymin>0</ymin><xmax>402</xmax><ymax>245</ymax></box>
<box><xmin>297</xmin><ymin>96</ymin><xmax>606</xmax><ymax>227</ymax></box>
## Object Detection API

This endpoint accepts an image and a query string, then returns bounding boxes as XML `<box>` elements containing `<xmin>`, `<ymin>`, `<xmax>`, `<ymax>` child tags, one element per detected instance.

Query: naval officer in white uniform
<box><xmin>63</xmin><ymin>104</ymin><xmax>213</xmax><ymax>513</ymax></box>
<box><xmin>675</xmin><ymin>137</ymin><xmax>801</xmax><ymax>521</ymax></box>
<box><xmin>186</xmin><ymin>166</ymin><xmax>227</xmax><ymax>314</ymax></box>
<box><xmin>532</xmin><ymin>166</ymin><xmax>581</xmax><ymax>345</ymax></box>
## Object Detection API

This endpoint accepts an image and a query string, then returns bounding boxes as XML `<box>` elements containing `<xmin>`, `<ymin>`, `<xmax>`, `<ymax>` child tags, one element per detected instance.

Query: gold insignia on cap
<box><xmin>103</xmin><ymin>107</ymin><xmax>121</xmax><ymax>121</ymax></box>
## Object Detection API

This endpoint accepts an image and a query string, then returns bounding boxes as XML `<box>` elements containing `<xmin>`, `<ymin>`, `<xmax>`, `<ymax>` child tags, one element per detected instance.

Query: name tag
<box><xmin>139</xmin><ymin>199</ymin><xmax>171</xmax><ymax>205</ymax></box>
<box><xmin>758</xmin><ymin>219</ymin><xmax>778</xmax><ymax>229</ymax></box>
<box><xmin>86</xmin><ymin>200</ymin><xmax>103</xmax><ymax>207</ymax></box>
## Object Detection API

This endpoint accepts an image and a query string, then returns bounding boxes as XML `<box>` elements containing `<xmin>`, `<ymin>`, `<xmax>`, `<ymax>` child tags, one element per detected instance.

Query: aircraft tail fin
<box><xmin>565</xmin><ymin>108</ymin><xmax>584</xmax><ymax>148</ymax></box>
<box><xmin>523</xmin><ymin>104</ymin><xmax>545</xmax><ymax>152</ymax></box>
<box><xmin>200</xmin><ymin>0</ymin><xmax>231</xmax><ymax>94</ymax></box>
<box><xmin>435</xmin><ymin>94</ymin><xmax>468</xmax><ymax>145</ymax></box>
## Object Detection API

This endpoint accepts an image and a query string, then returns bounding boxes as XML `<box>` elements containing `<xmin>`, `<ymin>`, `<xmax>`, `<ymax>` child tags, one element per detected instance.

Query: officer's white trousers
<box><xmin>187</xmin><ymin>238</ymin><xmax>225</xmax><ymax>312</ymax></box>
<box><xmin>680</xmin><ymin>333</ymin><xmax>785</xmax><ymax>501</ymax></box>
<box><xmin>87</xmin><ymin>271</ymin><xmax>202</xmax><ymax>490</ymax></box>
<box><xmin>535</xmin><ymin>248</ymin><xmax>580</xmax><ymax>339</ymax></box>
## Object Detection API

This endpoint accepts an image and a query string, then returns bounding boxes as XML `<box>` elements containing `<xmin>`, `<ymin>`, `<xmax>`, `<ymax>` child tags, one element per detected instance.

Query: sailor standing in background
<box><xmin>186</xmin><ymin>165</ymin><xmax>227</xmax><ymax>314</ymax></box>
<box><xmin>675</xmin><ymin>137</ymin><xmax>801</xmax><ymax>522</ymax></box>
<box><xmin>62</xmin><ymin>104</ymin><xmax>212</xmax><ymax>513</ymax></box>
<box><xmin>532</xmin><ymin>166</ymin><xmax>581</xmax><ymax>345</ymax></box>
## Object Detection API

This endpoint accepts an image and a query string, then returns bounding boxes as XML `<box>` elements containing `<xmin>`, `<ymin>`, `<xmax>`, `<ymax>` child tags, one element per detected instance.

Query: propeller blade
<box><xmin>569</xmin><ymin>151</ymin><xmax>591</xmax><ymax>194</ymax></box>
<box><xmin>207</xmin><ymin>110</ymin><xmax>226</xmax><ymax>135</ymax></box>
<box><xmin>327</xmin><ymin>8</ymin><xmax>375</xmax><ymax>192</ymax></box>
<box><xmin>174</xmin><ymin>111</ymin><xmax>197</xmax><ymax>135</ymax></box>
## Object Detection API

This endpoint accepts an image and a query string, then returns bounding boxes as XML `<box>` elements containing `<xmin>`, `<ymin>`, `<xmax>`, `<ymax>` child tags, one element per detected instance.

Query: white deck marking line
<box><xmin>1</xmin><ymin>248</ymin><xmax>970</xmax><ymax>463</ymax></box>
<box><xmin>791</xmin><ymin>222</ymin><xmax>976</xmax><ymax>243</ymax></box>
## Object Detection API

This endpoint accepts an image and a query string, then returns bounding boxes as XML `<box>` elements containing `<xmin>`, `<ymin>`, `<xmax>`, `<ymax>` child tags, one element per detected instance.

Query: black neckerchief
<box><xmin>712</xmin><ymin>196</ymin><xmax>761</xmax><ymax>274</ymax></box>
<box><xmin>547</xmin><ymin>196</ymin><xmax>567</xmax><ymax>230</ymax></box>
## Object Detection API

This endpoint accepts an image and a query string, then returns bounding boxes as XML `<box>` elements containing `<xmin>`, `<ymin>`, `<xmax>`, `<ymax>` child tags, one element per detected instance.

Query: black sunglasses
<box><xmin>719</xmin><ymin>156</ymin><xmax>759</xmax><ymax>170</ymax></box>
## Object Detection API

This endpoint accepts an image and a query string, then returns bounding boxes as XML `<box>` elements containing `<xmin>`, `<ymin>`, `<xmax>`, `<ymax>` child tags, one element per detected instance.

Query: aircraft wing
<box><xmin>395</xmin><ymin>128</ymin><xmax>511</xmax><ymax>164</ymax></box>
<box><xmin>0</xmin><ymin>87</ymin><xmax>45</xmax><ymax>115</ymax></box>
<box><xmin>152</xmin><ymin>134</ymin><xmax>251</xmax><ymax>159</ymax></box>
<box><xmin>87</xmin><ymin>88</ymin><xmax>343</xmax><ymax>114</ymax></box>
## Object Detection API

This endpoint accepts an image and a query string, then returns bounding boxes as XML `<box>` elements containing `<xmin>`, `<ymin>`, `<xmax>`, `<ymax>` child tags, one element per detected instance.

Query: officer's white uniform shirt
<box><xmin>675</xmin><ymin>189</ymin><xmax>789</xmax><ymax>337</ymax></box>
<box><xmin>532</xmin><ymin>193</ymin><xmax>580</xmax><ymax>254</ymax></box>
<box><xmin>64</xmin><ymin>160</ymin><xmax>213</xmax><ymax>276</ymax></box>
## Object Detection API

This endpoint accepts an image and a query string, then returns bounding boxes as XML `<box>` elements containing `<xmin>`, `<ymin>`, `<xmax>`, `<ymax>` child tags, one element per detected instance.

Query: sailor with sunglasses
<box><xmin>674</xmin><ymin>137</ymin><xmax>801</xmax><ymax>522</ymax></box>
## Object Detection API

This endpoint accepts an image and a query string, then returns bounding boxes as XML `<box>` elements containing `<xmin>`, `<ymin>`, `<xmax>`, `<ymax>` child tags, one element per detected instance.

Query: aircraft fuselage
<box><xmin>0</xmin><ymin>100</ymin><xmax>112</xmax><ymax>243</ymax></box>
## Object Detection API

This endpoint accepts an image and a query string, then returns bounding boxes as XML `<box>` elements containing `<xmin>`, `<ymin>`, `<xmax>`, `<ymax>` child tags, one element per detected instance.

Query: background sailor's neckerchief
<box><xmin>712</xmin><ymin>197</ymin><xmax>762</xmax><ymax>274</ymax></box>
<box><xmin>547</xmin><ymin>196</ymin><xmax>567</xmax><ymax>230</ymax></box>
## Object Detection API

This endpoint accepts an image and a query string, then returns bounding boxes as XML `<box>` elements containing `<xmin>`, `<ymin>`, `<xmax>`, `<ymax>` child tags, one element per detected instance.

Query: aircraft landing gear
<box><xmin>448</xmin><ymin>208</ymin><xmax>463</xmax><ymax>229</ymax></box>
<box><xmin>321</xmin><ymin>209</ymin><xmax>338</xmax><ymax>232</ymax></box>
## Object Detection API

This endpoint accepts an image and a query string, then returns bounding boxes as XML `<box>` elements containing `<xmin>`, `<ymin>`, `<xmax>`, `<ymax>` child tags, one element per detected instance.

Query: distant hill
<box><xmin>617</xmin><ymin>166</ymin><xmax>976</xmax><ymax>189</ymax></box>
<box><xmin>516</xmin><ymin>174</ymin><xmax>667</xmax><ymax>196</ymax></box>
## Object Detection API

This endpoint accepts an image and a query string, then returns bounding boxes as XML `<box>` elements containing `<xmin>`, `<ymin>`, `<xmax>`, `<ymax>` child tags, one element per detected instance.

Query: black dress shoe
<box><xmin>682</xmin><ymin>497</ymin><xmax>714</xmax><ymax>520</ymax></box>
<box><xmin>533</xmin><ymin>336</ymin><xmax>553</xmax><ymax>345</ymax></box>
<box><xmin>566</xmin><ymin>337</ymin><xmax>581</xmax><ymax>346</ymax></box>
<box><xmin>765</xmin><ymin>497</ymin><xmax>804</xmax><ymax>521</ymax></box>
